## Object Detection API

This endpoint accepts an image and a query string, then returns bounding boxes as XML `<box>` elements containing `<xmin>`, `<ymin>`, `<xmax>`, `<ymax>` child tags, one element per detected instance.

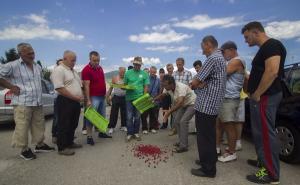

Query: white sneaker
<box><xmin>134</xmin><ymin>134</ymin><xmax>142</xmax><ymax>141</ymax></box>
<box><xmin>120</xmin><ymin>127</ymin><xmax>127</xmax><ymax>132</ymax></box>
<box><xmin>126</xmin><ymin>135</ymin><xmax>133</xmax><ymax>142</ymax></box>
<box><xmin>236</xmin><ymin>143</ymin><xmax>242</xmax><ymax>151</ymax></box>
<box><xmin>150</xmin><ymin>129</ymin><xmax>157</xmax><ymax>134</ymax></box>
<box><xmin>108</xmin><ymin>128</ymin><xmax>114</xmax><ymax>135</ymax></box>
<box><xmin>218</xmin><ymin>152</ymin><xmax>237</xmax><ymax>162</ymax></box>
<box><xmin>142</xmin><ymin>130</ymin><xmax>148</xmax><ymax>134</ymax></box>
<box><xmin>82</xmin><ymin>129</ymin><xmax>87</xmax><ymax>135</ymax></box>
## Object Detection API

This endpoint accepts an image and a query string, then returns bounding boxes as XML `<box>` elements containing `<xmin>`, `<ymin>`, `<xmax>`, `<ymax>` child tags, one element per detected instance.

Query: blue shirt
<box><xmin>148</xmin><ymin>75</ymin><xmax>160</xmax><ymax>98</ymax></box>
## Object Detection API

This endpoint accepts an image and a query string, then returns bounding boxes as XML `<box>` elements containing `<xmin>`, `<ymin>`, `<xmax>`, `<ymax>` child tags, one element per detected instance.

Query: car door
<box><xmin>41</xmin><ymin>80</ymin><xmax>54</xmax><ymax>116</ymax></box>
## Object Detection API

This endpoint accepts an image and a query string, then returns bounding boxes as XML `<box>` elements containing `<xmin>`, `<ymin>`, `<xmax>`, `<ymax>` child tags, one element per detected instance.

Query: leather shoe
<box><xmin>69</xmin><ymin>143</ymin><xmax>82</xmax><ymax>149</ymax></box>
<box><xmin>195</xmin><ymin>160</ymin><xmax>201</xmax><ymax>166</ymax></box>
<box><xmin>191</xmin><ymin>168</ymin><xmax>215</xmax><ymax>178</ymax></box>
<box><xmin>173</xmin><ymin>147</ymin><xmax>188</xmax><ymax>153</ymax></box>
<box><xmin>98</xmin><ymin>133</ymin><xmax>112</xmax><ymax>138</ymax></box>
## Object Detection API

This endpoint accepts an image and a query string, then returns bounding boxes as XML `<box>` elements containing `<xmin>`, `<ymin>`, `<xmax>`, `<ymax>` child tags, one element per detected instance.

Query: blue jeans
<box><xmin>85</xmin><ymin>96</ymin><xmax>106</xmax><ymax>127</ymax></box>
<box><xmin>126</xmin><ymin>101</ymin><xmax>141</xmax><ymax>135</ymax></box>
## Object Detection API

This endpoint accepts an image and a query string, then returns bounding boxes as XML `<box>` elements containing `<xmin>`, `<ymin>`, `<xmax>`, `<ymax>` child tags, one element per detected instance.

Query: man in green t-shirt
<box><xmin>124</xmin><ymin>56</ymin><xmax>150</xmax><ymax>142</ymax></box>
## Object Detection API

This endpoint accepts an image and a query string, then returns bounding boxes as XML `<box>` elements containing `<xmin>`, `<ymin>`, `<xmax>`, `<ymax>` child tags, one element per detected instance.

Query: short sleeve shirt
<box><xmin>0</xmin><ymin>59</ymin><xmax>43</xmax><ymax>106</ymax></box>
<box><xmin>173</xmin><ymin>69</ymin><xmax>193</xmax><ymax>85</ymax></box>
<box><xmin>163</xmin><ymin>82</ymin><xmax>196</xmax><ymax>107</ymax></box>
<box><xmin>124</xmin><ymin>69</ymin><xmax>150</xmax><ymax>101</ymax></box>
<box><xmin>51</xmin><ymin>64</ymin><xmax>83</xmax><ymax>97</ymax></box>
<box><xmin>194</xmin><ymin>50</ymin><xmax>226</xmax><ymax>115</ymax></box>
<box><xmin>248</xmin><ymin>38</ymin><xmax>286</xmax><ymax>95</ymax></box>
<box><xmin>81</xmin><ymin>64</ymin><xmax>106</xmax><ymax>96</ymax></box>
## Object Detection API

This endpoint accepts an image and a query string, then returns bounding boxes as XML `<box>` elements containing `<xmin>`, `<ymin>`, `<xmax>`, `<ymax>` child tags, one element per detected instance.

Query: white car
<box><xmin>0</xmin><ymin>79</ymin><xmax>55</xmax><ymax>123</ymax></box>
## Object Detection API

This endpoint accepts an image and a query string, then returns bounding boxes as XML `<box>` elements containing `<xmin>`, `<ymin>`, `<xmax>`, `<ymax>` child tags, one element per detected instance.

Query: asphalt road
<box><xmin>0</xmin><ymin>109</ymin><xmax>299</xmax><ymax>185</ymax></box>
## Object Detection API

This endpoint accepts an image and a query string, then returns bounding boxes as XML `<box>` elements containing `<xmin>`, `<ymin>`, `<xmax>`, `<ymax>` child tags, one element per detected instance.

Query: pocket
<box><xmin>14</xmin><ymin>106</ymin><xmax>25</xmax><ymax>120</ymax></box>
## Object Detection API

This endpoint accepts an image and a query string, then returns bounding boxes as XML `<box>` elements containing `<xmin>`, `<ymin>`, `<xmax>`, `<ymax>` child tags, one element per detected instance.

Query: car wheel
<box><xmin>276</xmin><ymin>121</ymin><xmax>300</xmax><ymax>163</ymax></box>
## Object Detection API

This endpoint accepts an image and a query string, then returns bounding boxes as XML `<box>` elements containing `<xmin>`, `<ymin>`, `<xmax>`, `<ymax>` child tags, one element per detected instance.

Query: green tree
<box><xmin>0</xmin><ymin>48</ymin><xmax>19</xmax><ymax>64</ymax></box>
<box><xmin>37</xmin><ymin>60</ymin><xmax>43</xmax><ymax>68</ymax></box>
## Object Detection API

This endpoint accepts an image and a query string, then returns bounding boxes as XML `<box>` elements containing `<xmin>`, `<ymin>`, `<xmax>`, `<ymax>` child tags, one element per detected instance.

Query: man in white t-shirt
<box><xmin>155</xmin><ymin>75</ymin><xmax>196</xmax><ymax>153</ymax></box>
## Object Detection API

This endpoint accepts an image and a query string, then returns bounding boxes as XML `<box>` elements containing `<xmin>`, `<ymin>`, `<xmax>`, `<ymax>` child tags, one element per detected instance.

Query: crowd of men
<box><xmin>0</xmin><ymin>21</ymin><xmax>286</xmax><ymax>184</ymax></box>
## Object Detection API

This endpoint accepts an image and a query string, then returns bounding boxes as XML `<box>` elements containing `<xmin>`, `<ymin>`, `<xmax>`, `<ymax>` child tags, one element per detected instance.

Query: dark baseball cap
<box><xmin>221</xmin><ymin>41</ymin><xmax>237</xmax><ymax>50</ymax></box>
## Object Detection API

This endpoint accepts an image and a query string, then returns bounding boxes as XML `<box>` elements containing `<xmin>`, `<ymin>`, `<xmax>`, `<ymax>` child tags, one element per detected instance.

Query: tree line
<box><xmin>1</xmin><ymin>48</ymin><xmax>51</xmax><ymax>81</ymax></box>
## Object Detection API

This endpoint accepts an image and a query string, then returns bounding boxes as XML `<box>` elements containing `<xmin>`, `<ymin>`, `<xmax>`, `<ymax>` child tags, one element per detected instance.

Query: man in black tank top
<box><xmin>242</xmin><ymin>21</ymin><xmax>286</xmax><ymax>185</ymax></box>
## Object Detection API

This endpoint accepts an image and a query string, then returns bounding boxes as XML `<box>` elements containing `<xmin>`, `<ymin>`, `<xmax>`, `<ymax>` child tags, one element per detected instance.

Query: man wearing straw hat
<box><xmin>124</xmin><ymin>56</ymin><xmax>149</xmax><ymax>142</ymax></box>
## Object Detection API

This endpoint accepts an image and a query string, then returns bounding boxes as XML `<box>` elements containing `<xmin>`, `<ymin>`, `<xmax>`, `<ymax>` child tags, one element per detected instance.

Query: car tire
<box><xmin>276</xmin><ymin>121</ymin><xmax>300</xmax><ymax>163</ymax></box>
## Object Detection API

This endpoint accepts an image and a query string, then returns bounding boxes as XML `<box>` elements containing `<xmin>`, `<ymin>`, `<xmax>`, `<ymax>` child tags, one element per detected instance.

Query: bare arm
<box><xmin>227</xmin><ymin>59</ymin><xmax>244</xmax><ymax>75</ymax></box>
<box><xmin>191</xmin><ymin>78</ymin><xmax>206</xmax><ymax>90</ymax></box>
<box><xmin>82</xmin><ymin>80</ymin><xmax>91</xmax><ymax>106</ymax></box>
<box><xmin>252</xmin><ymin>56</ymin><xmax>281</xmax><ymax>101</ymax></box>
<box><xmin>0</xmin><ymin>78</ymin><xmax>20</xmax><ymax>95</ymax></box>
<box><xmin>163</xmin><ymin>96</ymin><xmax>184</xmax><ymax>123</ymax></box>
<box><xmin>144</xmin><ymin>85</ymin><xmax>149</xmax><ymax>94</ymax></box>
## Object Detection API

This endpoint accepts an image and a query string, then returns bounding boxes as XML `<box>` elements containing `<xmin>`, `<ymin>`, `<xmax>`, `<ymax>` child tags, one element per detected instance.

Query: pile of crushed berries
<box><xmin>130</xmin><ymin>144</ymin><xmax>173</xmax><ymax>168</ymax></box>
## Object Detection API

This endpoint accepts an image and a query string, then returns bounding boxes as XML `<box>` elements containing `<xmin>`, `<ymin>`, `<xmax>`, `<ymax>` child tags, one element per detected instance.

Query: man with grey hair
<box><xmin>0</xmin><ymin>43</ymin><xmax>55</xmax><ymax>160</ymax></box>
<box><xmin>166</xmin><ymin>63</ymin><xmax>174</xmax><ymax>76</ymax></box>
<box><xmin>107</xmin><ymin>66</ymin><xmax>127</xmax><ymax>135</ymax></box>
<box><xmin>191</xmin><ymin>35</ymin><xmax>226</xmax><ymax>177</ymax></box>
<box><xmin>51</xmin><ymin>50</ymin><xmax>83</xmax><ymax>155</ymax></box>
<box><xmin>141</xmin><ymin>66</ymin><xmax>160</xmax><ymax>134</ymax></box>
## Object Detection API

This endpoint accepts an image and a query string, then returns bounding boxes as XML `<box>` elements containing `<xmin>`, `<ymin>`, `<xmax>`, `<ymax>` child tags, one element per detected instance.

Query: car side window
<box><xmin>41</xmin><ymin>80</ymin><xmax>49</xmax><ymax>94</ymax></box>
<box><xmin>290</xmin><ymin>69</ymin><xmax>300</xmax><ymax>94</ymax></box>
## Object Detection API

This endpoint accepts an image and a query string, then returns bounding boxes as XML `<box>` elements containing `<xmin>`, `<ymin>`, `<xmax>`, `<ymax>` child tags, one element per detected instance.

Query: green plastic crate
<box><xmin>132</xmin><ymin>93</ymin><xmax>155</xmax><ymax>114</ymax></box>
<box><xmin>84</xmin><ymin>107</ymin><xmax>109</xmax><ymax>133</ymax></box>
<box><xmin>109</xmin><ymin>83</ymin><xmax>136</xmax><ymax>90</ymax></box>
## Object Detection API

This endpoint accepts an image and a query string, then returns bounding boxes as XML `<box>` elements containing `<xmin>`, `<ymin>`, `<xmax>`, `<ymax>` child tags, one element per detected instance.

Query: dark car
<box><xmin>244</xmin><ymin>62</ymin><xmax>300</xmax><ymax>163</ymax></box>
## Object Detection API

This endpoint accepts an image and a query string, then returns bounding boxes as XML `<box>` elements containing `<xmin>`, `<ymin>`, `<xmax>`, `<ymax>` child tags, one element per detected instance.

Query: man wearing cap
<box><xmin>217</xmin><ymin>41</ymin><xmax>246</xmax><ymax>163</ymax></box>
<box><xmin>124</xmin><ymin>56</ymin><xmax>149</xmax><ymax>142</ymax></box>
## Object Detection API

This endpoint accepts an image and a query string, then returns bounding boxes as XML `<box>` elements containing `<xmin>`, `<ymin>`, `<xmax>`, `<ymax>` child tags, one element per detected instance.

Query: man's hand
<box><xmin>75</xmin><ymin>95</ymin><xmax>84</xmax><ymax>103</ymax></box>
<box><xmin>86</xmin><ymin>99</ymin><xmax>92</xmax><ymax>107</ymax></box>
<box><xmin>106</xmin><ymin>95</ymin><xmax>112</xmax><ymax>106</ymax></box>
<box><xmin>10</xmin><ymin>85</ymin><xmax>20</xmax><ymax>95</ymax></box>
<box><xmin>251</xmin><ymin>92</ymin><xmax>261</xmax><ymax>102</ymax></box>
<box><xmin>163</xmin><ymin>110</ymin><xmax>171</xmax><ymax>123</ymax></box>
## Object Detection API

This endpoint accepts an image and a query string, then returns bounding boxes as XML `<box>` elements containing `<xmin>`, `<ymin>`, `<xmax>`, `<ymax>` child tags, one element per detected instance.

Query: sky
<box><xmin>1</xmin><ymin>0</ymin><xmax>300</xmax><ymax>73</ymax></box>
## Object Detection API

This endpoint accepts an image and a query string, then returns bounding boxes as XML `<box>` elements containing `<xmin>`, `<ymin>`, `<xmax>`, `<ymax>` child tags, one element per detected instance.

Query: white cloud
<box><xmin>134</xmin><ymin>0</ymin><xmax>146</xmax><ymax>5</ymax></box>
<box><xmin>151</xmin><ymin>24</ymin><xmax>171</xmax><ymax>32</ymax></box>
<box><xmin>146</xmin><ymin>45</ymin><xmax>189</xmax><ymax>53</ymax></box>
<box><xmin>129</xmin><ymin>29</ymin><xmax>193</xmax><ymax>44</ymax></box>
<box><xmin>122</xmin><ymin>57</ymin><xmax>161</xmax><ymax>65</ymax></box>
<box><xmin>265</xmin><ymin>20</ymin><xmax>300</xmax><ymax>41</ymax></box>
<box><xmin>173</xmin><ymin>14</ymin><xmax>242</xmax><ymax>30</ymax></box>
<box><xmin>0</xmin><ymin>14</ymin><xmax>84</xmax><ymax>41</ymax></box>
<box><xmin>24</xmin><ymin>14</ymin><xmax>47</xmax><ymax>24</ymax></box>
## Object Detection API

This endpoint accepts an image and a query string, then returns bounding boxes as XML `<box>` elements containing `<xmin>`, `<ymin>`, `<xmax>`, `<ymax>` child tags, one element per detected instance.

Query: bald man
<box><xmin>51</xmin><ymin>50</ymin><xmax>84</xmax><ymax>156</ymax></box>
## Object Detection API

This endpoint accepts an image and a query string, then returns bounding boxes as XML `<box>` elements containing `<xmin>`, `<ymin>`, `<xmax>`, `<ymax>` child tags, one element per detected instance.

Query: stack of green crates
<box><xmin>132</xmin><ymin>93</ymin><xmax>155</xmax><ymax>114</ymax></box>
<box><xmin>84</xmin><ymin>107</ymin><xmax>109</xmax><ymax>133</ymax></box>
